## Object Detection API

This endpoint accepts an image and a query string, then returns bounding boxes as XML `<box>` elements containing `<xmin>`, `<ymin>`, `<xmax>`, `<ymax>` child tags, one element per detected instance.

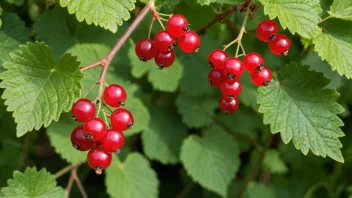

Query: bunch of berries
<box><xmin>70</xmin><ymin>84</ymin><xmax>134</xmax><ymax>174</ymax></box>
<box><xmin>135</xmin><ymin>14</ymin><xmax>200</xmax><ymax>69</ymax></box>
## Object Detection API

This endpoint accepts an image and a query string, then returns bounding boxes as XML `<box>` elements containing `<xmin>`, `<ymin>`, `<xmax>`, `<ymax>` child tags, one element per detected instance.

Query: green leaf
<box><xmin>257</xmin><ymin>62</ymin><xmax>345</xmax><ymax>162</ymax></box>
<box><xmin>328</xmin><ymin>0</ymin><xmax>352</xmax><ymax>20</ymax></box>
<box><xmin>59</xmin><ymin>0</ymin><xmax>136</xmax><ymax>33</ymax></box>
<box><xmin>263</xmin><ymin>149</ymin><xmax>288</xmax><ymax>174</ymax></box>
<box><xmin>4</xmin><ymin>0</ymin><xmax>24</xmax><ymax>6</ymax></box>
<box><xmin>0</xmin><ymin>167</ymin><xmax>65</xmax><ymax>197</ymax></box>
<box><xmin>180</xmin><ymin>125</ymin><xmax>240</xmax><ymax>197</ymax></box>
<box><xmin>313</xmin><ymin>19</ymin><xmax>352</xmax><ymax>79</ymax></box>
<box><xmin>105</xmin><ymin>153</ymin><xmax>159</xmax><ymax>198</ymax></box>
<box><xmin>142</xmin><ymin>107</ymin><xmax>187</xmax><ymax>164</ymax></box>
<box><xmin>197</xmin><ymin>0</ymin><xmax>241</xmax><ymax>6</ymax></box>
<box><xmin>258</xmin><ymin>0</ymin><xmax>322</xmax><ymax>38</ymax></box>
<box><xmin>244</xmin><ymin>182</ymin><xmax>276</xmax><ymax>198</ymax></box>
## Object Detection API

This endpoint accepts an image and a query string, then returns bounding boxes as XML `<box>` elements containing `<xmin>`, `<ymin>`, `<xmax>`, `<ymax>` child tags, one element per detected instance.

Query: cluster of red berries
<box><xmin>135</xmin><ymin>14</ymin><xmax>200</xmax><ymax>69</ymax></box>
<box><xmin>256</xmin><ymin>20</ymin><xmax>291</xmax><ymax>56</ymax></box>
<box><xmin>70</xmin><ymin>84</ymin><xmax>134</xmax><ymax>174</ymax></box>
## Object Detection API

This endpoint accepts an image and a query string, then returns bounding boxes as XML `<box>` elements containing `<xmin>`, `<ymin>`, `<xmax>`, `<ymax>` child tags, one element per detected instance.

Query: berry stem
<box><xmin>319</xmin><ymin>15</ymin><xmax>333</xmax><ymax>24</ymax></box>
<box><xmin>54</xmin><ymin>163</ymin><xmax>81</xmax><ymax>179</ymax></box>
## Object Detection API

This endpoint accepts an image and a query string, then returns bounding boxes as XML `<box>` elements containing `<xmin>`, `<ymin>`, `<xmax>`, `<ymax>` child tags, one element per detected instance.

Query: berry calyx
<box><xmin>154</xmin><ymin>30</ymin><xmax>176</xmax><ymax>52</ymax></box>
<box><xmin>256</xmin><ymin>20</ymin><xmax>278</xmax><ymax>42</ymax></box>
<box><xmin>101</xmin><ymin>129</ymin><xmax>124</xmax><ymax>153</ymax></box>
<box><xmin>103</xmin><ymin>84</ymin><xmax>127</xmax><ymax>108</ymax></box>
<box><xmin>87</xmin><ymin>147</ymin><xmax>112</xmax><ymax>175</ymax></box>
<box><xmin>218</xmin><ymin>96</ymin><xmax>239</xmax><ymax>114</ymax></box>
<box><xmin>208</xmin><ymin>69</ymin><xmax>225</xmax><ymax>88</ymax></box>
<box><xmin>250</xmin><ymin>66</ymin><xmax>272</xmax><ymax>86</ymax></box>
<box><xmin>208</xmin><ymin>49</ymin><xmax>228</xmax><ymax>69</ymax></box>
<box><xmin>70</xmin><ymin>126</ymin><xmax>94</xmax><ymax>151</ymax></box>
<box><xmin>269</xmin><ymin>34</ymin><xmax>291</xmax><ymax>56</ymax></box>
<box><xmin>167</xmin><ymin>14</ymin><xmax>190</xmax><ymax>37</ymax></box>
<box><xmin>178</xmin><ymin>31</ymin><xmax>200</xmax><ymax>53</ymax></box>
<box><xmin>110</xmin><ymin>108</ymin><xmax>134</xmax><ymax>131</ymax></box>
<box><xmin>223</xmin><ymin>57</ymin><xmax>244</xmax><ymax>79</ymax></box>
<box><xmin>71</xmin><ymin>98</ymin><xmax>96</xmax><ymax>122</ymax></box>
<box><xmin>83</xmin><ymin>118</ymin><xmax>107</xmax><ymax>142</ymax></box>
<box><xmin>154</xmin><ymin>50</ymin><xmax>175</xmax><ymax>69</ymax></box>
<box><xmin>135</xmin><ymin>39</ymin><xmax>157</xmax><ymax>62</ymax></box>
<box><xmin>221</xmin><ymin>79</ymin><xmax>242</xmax><ymax>99</ymax></box>
<box><xmin>243</xmin><ymin>52</ymin><xmax>264</xmax><ymax>72</ymax></box>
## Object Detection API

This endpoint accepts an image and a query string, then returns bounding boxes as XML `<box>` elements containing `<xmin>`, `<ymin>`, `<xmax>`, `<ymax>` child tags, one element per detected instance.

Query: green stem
<box><xmin>54</xmin><ymin>163</ymin><xmax>81</xmax><ymax>179</ymax></box>
<box><xmin>319</xmin><ymin>15</ymin><xmax>333</xmax><ymax>24</ymax></box>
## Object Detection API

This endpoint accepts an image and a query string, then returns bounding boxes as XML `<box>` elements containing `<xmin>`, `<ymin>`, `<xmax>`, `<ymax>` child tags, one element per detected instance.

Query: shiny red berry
<box><xmin>70</xmin><ymin>126</ymin><xmax>94</xmax><ymax>151</ymax></box>
<box><xmin>135</xmin><ymin>39</ymin><xmax>157</xmax><ymax>61</ymax></box>
<box><xmin>101</xmin><ymin>129</ymin><xmax>124</xmax><ymax>153</ymax></box>
<box><xmin>208</xmin><ymin>49</ymin><xmax>228</xmax><ymax>69</ymax></box>
<box><xmin>269</xmin><ymin>34</ymin><xmax>291</xmax><ymax>56</ymax></box>
<box><xmin>178</xmin><ymin>31</ymin><xmax>200</xmax><ymax>53</ymax></box>
<box><xmin>87</xmin><ymin>147</ymin><xmax>112</xmax><ymax>175</ymax></box>
<box><xmin>110</xmin><ymin>108</ymin><xmax>134</xmax><ymax>131</ymax></box>
<box><xmin>71</xmin><ymin>98</ymin><xmax>96</xmax><ymax>122</ymax></box>
<box><xmin>154</xmin><ymin>30</ymin><xmax>176</xmax><ymax>52</ymax></box>
<box><xmin>256</xmin><ymin>20</ymin><xmax>278</xmax><ymax>42</ymax></box>
<box><xmin>208</xmin><ymin>69</ymin><xmax>225</xmax><ymax>88</ymax></box>
<box><xmin>154</xmin><ymin>50</ymin><xmax>175</xmax><ymax>69</ymax></box>
<box><xmin>251</xmin><ymin>66</ymin><xmax>272</xmax><ymax>86</ymax></box>
<box><xmin>167</xmin><ymin>14</ymin><xmax>190</xmax><ymax>37</ymax></box>
<box><xmin>83</xmin><ymin>118</ymin><xmax>107</xmax><ymax>142</ymax></box>
<box><xmin>221</xmin><ymin>79</ymin><xmax>242</xmax><ymax>99</ymax></box>
<box><xmin>103</xmin><ymin>84</ymin><xmax>126</xmax><ymax>108</ymax></box>
<box><xmin>218</xmin><ymin>96</ymin><xmax>239</xmax><ymax>114</ymax></box>
<box><xmin>243</xmin><ymin>52</ymin><xmax>264</xmax><ymax>72</ymax></box>
<box><xmin>223</xmin><ymin>57</ymin><xmax>244</xmax><ymax>79</ymax></box>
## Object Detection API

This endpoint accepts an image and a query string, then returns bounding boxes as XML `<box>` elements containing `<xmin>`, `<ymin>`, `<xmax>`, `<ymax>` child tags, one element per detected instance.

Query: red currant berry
<box><xmin>154</xmin><ymin>30</ymin><xmax>176</xmax><ymax>52</ymax></box>
<box><xmin>103</xmin><ymin>84</ymin><xmax>127</xmax><ymax>108</ymax></box>
<box><xmin>154</xmin><ymin>50</ymin><xmax>175</xmax><ymax>69</ymax></box>
<box><xmin>70</xmin><ymin>126</ymin><xmax>94</xmax><ymax>151</ymax></box>
<box><xmin>87</xmin><ymin>147</ymin><xmax>112</xmax><ymax>175</ymax></box>
<box><xmin>178</xmin><ymin>31</ymin><xmax>200</xmax><ymax>53</ymax></box>
<box><xmin>223</xmin><ymin>57</ymin><xmax>244</xmax><ymax>79</ymax></box>
<box><xmin>251</xmin><ymin>66</ymin><xmax>272</xmax><ymax>86</ymax></box>
<box><xmin>221</xmin><ymin>79</ymin><xmax>242</xmax><ymax>99</ymax></box>
<box><xmin>83</xmin><ymin>118</ymin><xmax>107</xmax><ymax>142</ymax></box>
<box><xmin>167</xmin><ymin>14</ymin><xmax>190</xmax><ymax>37</ymax></box>
<box><xmin>256</xmin><ymin>20</ymin><xmax>278</xmax><ymax>42</ymax></box>
<box><xmin>269</xmin><ymin>34</ymin><xmax>291</xmax><ymax>56</ymax></box>
<box><xmin>218</xmin><ymin>96</ymin><xmax>239</xmax><ymax>114</ymax></box>
<box><xmin>208</xmin><ymin>69</ymin><xmax>225</xmax><ymax>88</ymax></box>
<box><xmin>71</xmin><ymin>98</ymin><xmax>96</xmax><ymax>122</ymax></box>
<box><xmin>135</xmin><ymin>39</ymin><xmax>157</xmax><ymax>62</ymax></box>
<box><xmin>208</xmin><ymin>49</ymin><xmax>228</xmax><ymax>69</ymax></box>
<box><xmin>101</xmin><ymin>129</ymin><xmax>124</xmax><ymax>153</ymax></box>
<box><xmin>110</xmin><ymin>108</ymin><xmax>134</xmax><ymax>131</ymax></box>
<box><xmin>243</xmin><ymin>52</ymin><xmax>264</xmax><ymax>72</ymax></box>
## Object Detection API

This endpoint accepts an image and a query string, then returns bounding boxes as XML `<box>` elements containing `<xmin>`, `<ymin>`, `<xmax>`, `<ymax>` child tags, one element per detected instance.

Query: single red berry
<box><xmin>154</xmin><ymin>30</ymin><xmax>176</xmax><ymax>52</ymax></box>
<box><xmin>208</xmin><ymin>49</ymin><xmax>228</xmax><ymax>69</ymax></box>
<box><xmin>223</xmin><ymin>57</ymin><xmax>244</xmax><ymax>79</ymax></box>
<box><xmin>103</xmin><ymin>84</ymin><xmax>127</xmax><ymax>108</ymax></box>
<box><xmin>256</xmin><ymin>20</ymin><xmax>278</xmax><ymax>42</ymax></box>
<box><xmin>243</xmin><ymin>52</ymin><xmax>264</xmax><ymax>72</ymax></box>
<box><xmin>87</xmin><ymin>147</ymin><xmax>112</xmax><ymax>175</ymax></box>
<box><xmin>101</xmin><ymin>129</ymin><xmax>124</xmax><ymax>153</ymax></box>
<box><xmin>110</xmin><ymin>108</ymin><xmax>134</xmax><ymax>131</ymax></box>
<box><xmin>251</xmin><ymin>66</ymin><xmax>272</xmax><ymax>86</ymax></box>
<box><xmin>221</xmin><ymin>79</ymin><xmax>242</xmax><ymax>99</ymax></box>
<box><xmin>135</xmin><ymin>39</ymin><xmax>157</xmax><ymax>61</ymax></box>
<box><xmin>208</xmin><ymin>69</ymin><xmax>225</xmax><ymax>88</ymax></box>
<box><xmin>178</xmin><ymin>31</ymin><xmax>200</xmax><ymax>53</ymax></box>
<box><xmin>269</xmin><ymin>34</ymin><xmax>291</xmax><ymax>56</ymax></box>
<box><xmin>218</xmin><ymin>96</ymin><xmax>239</xmax><ymax>114</ymax></box>
<box><xmin>71</xmin><ymin>98</ymin><xmax>96</xmax><ymax>122</ymax></box>
<box><xmin>167</xmin><ymin>14</ymin><xmax>190</xmax><ymax>37</ymax></box>
<box><xmin>70</xmin><ymin>126</ymin><xmax>94</xmax><ymax>151</ymax></box>
<box><xmin>83</xmin><ymin>118</ymin><xmax>107</xmax><ymax>142</ymax></box>
<box><xmin>154</xmin><ymin>50</ymin><xmax>175</xmax><ymax>69</ymax></box>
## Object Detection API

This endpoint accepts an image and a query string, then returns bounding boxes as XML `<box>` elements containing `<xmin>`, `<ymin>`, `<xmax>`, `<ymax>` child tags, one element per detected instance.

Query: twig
<box><xmin>72</xmin><ymin>167</ymin><xmax>88</xmax><ymax>198</ymax></box>
<box><xmin>175</xmin><ymin>183</ymin><xmax>195</xmax><ymax>198</ymax></box>
<box><xmin>54</xmin><ymin>163</ymin><xmax>81</xmax><ymax>179</ymax></box>
<box><xmin>65</xmin><ymin>174</ymin><xmax>74</xmax><ymax>198</ymax></box>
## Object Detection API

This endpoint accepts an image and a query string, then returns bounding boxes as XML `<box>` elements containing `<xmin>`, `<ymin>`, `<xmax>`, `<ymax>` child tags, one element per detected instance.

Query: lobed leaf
<box><xmin>328</xmin><ymin>0</ymin><xmax>352</xmax><ymax>21</ymax></box>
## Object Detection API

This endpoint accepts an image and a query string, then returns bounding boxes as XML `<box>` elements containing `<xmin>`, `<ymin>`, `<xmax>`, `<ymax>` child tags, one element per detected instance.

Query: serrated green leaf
<box><xmin>4</xmin><ymin>0</ymin><xmax>24</xmax><ymax>6</ymax></box>
<box><xmin>180</xmin><ymin>125</ymin><xmax>240</xmax><ymax>197</ymax></box>
<box><xmin>0</xmin><ymin>167</ymin><xmax>65</xmax><ymax>198</ymax></box>
<box><xmin>257</xmin><ymin>62</ymin><xmax>345</xmax><ymax>162</ymax></box>
<box><xmin>313</xmin><ymin>19</ymin><xmax>352</xmax><ymax>79</ymax></box>
<box><xmin>197</xmin><ymin>0</ymin><xmax>241</xmax><ymax>6</ymax></box>
<box><xmin>105</xmin><ymin>153</ymin><xmax>159</xmax><ymax>198</ymax></box>
<box><xmin>263</xmin><ymin>149</ymin><xmax>288</xmax><ymax>174</ymax></box>
<box><xmin>142</xmin><ymin>107</ymin><xmax>187</xmax><ymax>164</ymax></box>
<box><xmin>259</xmin><ymin>0</ymin><xmax>322</xmax><ymax>38</ymax></box>
<box><xmin>328</xmin><ymin>0</ymin><xmax>352</xmax><ymax>20</ymax></box>
<box><xmin>0</xmin><ymin>42</ymin><xmax>84</xmax><ymax>137</ymax></box>
<box><xmin>59</xmin><ymin>0</ymin><xmax>136</xmax><ymax>33</ymax></box>
<box><xmin>245</xmin><ymin>182</ymin><xmax>276</xmax><ymax>198</ymax></box>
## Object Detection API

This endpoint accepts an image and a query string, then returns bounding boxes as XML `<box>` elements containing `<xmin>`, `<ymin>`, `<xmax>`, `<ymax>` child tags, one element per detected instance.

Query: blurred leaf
<box><xmin>263</xmin><ymin>149</ymin><xmax>288</xmax><ymax>174</ymax></box>
<box><xmin>239</xmin><ymin>72</ymin><xmax>259</xmax><ymax>109</ymax></box>
<box><xmin>245</xmin><ymin>182</ymin><xmax>276</xmax><ymax>198</ymax></box>
<box><xmin>4</xmin><ymin>0</ymin><xmax>24</xmax><ymax>6</ymax></box>
<box><xmin>0</xmin><ymin>139</ymin><xmax>21</xmax><ymax>187</ymax></box>
<box><xmin>328</xmin><ymin>0</ymin><xmax>352</xmax><ymax>20</ymax></box>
